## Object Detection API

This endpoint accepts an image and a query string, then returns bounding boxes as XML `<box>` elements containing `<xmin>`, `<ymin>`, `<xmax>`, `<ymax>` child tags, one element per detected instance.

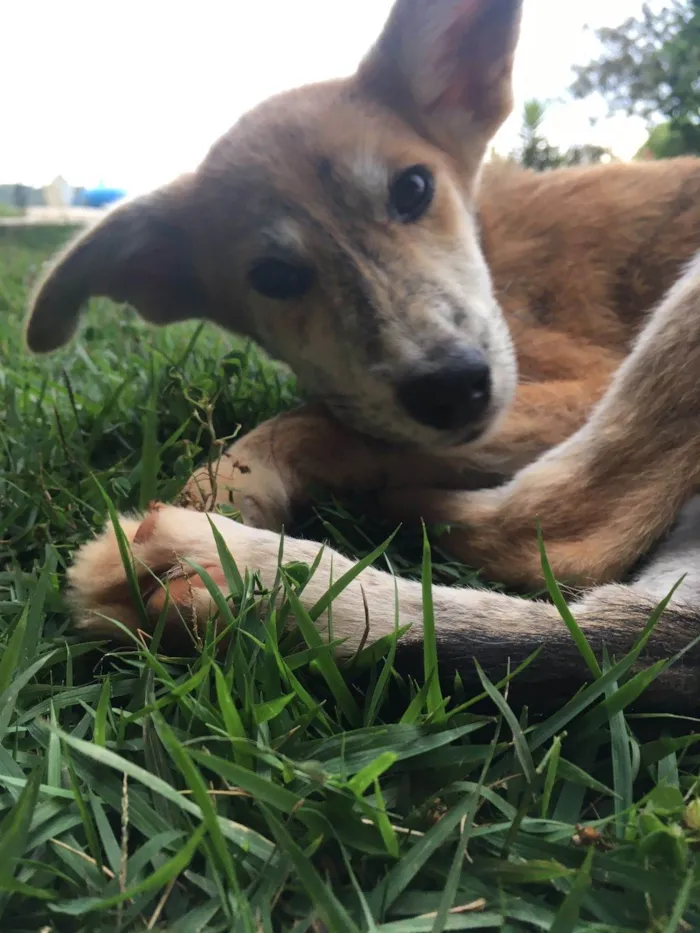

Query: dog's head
<box><xmin>26</xmin><ymin>0</ymin><xmax>522</xmax><ymax>448</ymax></box>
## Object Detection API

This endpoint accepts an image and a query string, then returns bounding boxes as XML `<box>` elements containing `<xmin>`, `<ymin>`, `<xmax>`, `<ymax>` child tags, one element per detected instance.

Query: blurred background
<box><xmin>1</xmin><ymin>0</ymin><xmax>697</xmax><ymax>220</ymax></box>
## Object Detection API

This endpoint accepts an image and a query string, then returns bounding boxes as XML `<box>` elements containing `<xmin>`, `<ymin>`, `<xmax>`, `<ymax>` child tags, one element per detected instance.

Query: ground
<box><xmin>1</xmin><ymin>224</ymin><xmax>699</xmax><ymax>932</ymax></box>
<box><xmin>0</xmin><ymin>205</ymin><xmax>107</xmax><ymax>226</ymax></box>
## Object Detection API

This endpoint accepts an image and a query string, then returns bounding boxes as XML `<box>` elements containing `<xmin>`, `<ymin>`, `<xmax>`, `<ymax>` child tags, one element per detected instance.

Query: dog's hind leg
<box><xmin>384</xmin><ymin>253</ymin><xmax>700</xmax><ymax>588</ymax></box>
<box><xmin>392</xmin><ymin>496</ymin><xmax>700</xmax><ymax>707</ymax></box>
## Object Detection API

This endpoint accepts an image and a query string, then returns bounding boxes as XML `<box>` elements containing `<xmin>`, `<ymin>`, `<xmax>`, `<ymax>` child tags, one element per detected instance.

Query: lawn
<box><xmin>1</xmin><ymin>224</ymin><xmax>699</xmax><ymax>932</ymax></box>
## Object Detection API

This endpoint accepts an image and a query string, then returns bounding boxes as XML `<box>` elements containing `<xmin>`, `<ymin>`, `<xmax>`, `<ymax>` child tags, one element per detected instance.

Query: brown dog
<box><xmin>25</xmin><ymin>0</ymin><xmax>700</xmax><ymax>702</ymax></box>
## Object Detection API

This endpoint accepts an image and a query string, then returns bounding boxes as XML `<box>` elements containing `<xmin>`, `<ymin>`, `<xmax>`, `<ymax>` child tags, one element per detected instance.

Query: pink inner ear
<box><xmin>427</xmin><ymin>0</ymin><xmax>513</xmax><ymax>115</ymax></box>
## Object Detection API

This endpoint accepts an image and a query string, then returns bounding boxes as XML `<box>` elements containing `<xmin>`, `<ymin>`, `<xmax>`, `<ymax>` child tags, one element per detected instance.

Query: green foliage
<box><xmin>512</xmin><ymin>100</ymin><xmax>612</xmax><ymax>172</ymax></box>
<box><xmin>1</xmin><ymin>226</ymin><xmax>700</xmax><ymax>929</ymax></box>
<box><xmin>572</xmin><ymin>0</ymin><xmax>700</xmax><ymax>157</ymax></box>
<box><xmin>516</xmin><ymin>100</ymin><xmax>564</xmax><ymax>171</ymax></box>
<box><xmin>636</xmin><ymin>121</ymin><xmax>693</xmax><ymax>160</ymax></box>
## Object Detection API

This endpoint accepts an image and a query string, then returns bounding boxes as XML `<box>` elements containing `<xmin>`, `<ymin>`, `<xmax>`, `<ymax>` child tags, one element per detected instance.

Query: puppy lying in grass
<box><xmin>26</xmin><ymin>0</ymin><xmax>700</xmax><ymax>704</ymax></box>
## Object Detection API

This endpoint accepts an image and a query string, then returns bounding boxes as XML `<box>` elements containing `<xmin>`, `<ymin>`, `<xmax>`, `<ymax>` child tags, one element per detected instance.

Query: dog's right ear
<box><xmin>25</xmin><ymin>174</ymin><xmax>214</xmax><ymax>354</ymax></box>
<box><xmin>359</xmin><ymin>0</ymin><xmax>524</xmax><ymax>172</ymax></box>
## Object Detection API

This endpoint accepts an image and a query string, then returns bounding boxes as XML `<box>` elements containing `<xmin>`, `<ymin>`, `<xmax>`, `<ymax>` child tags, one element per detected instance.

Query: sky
<box><xmin>1</xmin><ymin>0</ymin><xmax>651</xmax><ymax>193</ymax></box>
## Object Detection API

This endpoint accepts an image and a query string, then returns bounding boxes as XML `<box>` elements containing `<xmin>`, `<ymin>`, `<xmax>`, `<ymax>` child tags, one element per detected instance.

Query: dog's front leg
<box><xmin>179</xmin><ymin>401</ymin><xmax>516</xmax><ymax>529</ymax></box>
<box><xmin>385</xmin><ymin>254</ymin><xmax>700</xmax><ymax>588</ymax></box>
<box><xmin>180</xmin><ymin>403</ymin><xmax>463</xmax><ymax>526</ymax></box>
<box><xmin>179</xmin><ymin>379</ymin><xmax>605</xmax><ymax>532</ymax></box>
<box><xmin>178</xmin><ymin>404</ymin><xmax>378</xmax><ymax>528</ymax></box>
<box><xmin>69</xmin><ymin>501</ymin><xmax>700</xmax><ymax>707</ymax></box>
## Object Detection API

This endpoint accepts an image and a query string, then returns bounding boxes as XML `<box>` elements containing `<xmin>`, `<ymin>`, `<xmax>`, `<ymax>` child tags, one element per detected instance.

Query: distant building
<box><xmin>43</xmin><ymin>175</ymin><xmax>74</xmax><ymax>207</ymax></box>
<box><xmin>0</xmin><ymin>176</ymin><xmax>126</xmax><ymax>210</ymax></box>
<box><xmin>0</xmin><ymin>184</ymin><xmax>46</xmax><ymax>206</ymax></box>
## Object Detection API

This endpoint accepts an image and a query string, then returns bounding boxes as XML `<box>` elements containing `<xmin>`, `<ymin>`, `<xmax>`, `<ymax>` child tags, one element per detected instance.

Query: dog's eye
<box><xmin>248</xmin><ymin>258</ymin><xmax>316</xmax><ymax>301</ymax></box>
<box><xmin>388</xmin><ymin>165</ymin><xmax>434</xmax><ymax>223</ymax></box>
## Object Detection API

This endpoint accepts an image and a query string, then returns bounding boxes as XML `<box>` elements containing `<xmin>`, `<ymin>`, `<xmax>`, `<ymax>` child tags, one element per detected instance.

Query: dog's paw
<box><xmin>178</xmin><ymin>449</ymin><xmax>292</xmax><ymax>531</ymax></box>
<box><xmin>68</xmin><ymin>503</ymin><xmax>270</xmax><ymax>647</ymax></box>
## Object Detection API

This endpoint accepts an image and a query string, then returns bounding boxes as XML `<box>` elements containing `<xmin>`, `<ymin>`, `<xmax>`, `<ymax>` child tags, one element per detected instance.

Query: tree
<box><xmin>13</xmin><ymin>184</ymin><xmax>28</xmax><ymax>212</ymax></box>
<box><xmin>517</xmin><ymin>100</ymin><xmax>564</xmax><ymax>171</ymax></box>
<box><xmin>571</xmin><ymin>0</ymin><xmax>700</xmax><ymax>157</ymax></box>
<box><xmin>559</xmin><ymin>143</ymin><xmax>613</xmax><ymax>166</ymax></box>
<box><xmin>511</xmin><ymin>100</ymin><xmax>613</xmax><ymax>171</ymax></box>
<box><xmin>635</xmin><ymin>122</ymin><xmax>690</xmax><ymax>159</ymax></box>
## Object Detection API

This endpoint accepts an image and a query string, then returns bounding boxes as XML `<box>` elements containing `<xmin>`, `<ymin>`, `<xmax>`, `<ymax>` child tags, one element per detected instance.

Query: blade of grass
<box><xmin>550</xmin><ymin>849</ymin><xmax>594</xmax><ymax>933</ymax></box>
<box><xmin>282</xmin><ymin>573</ymin><xmax>361</xmax><ymax>727</ymax></box>
<box><xmin>139</xmin><ymin>362</ymin><xmax>161</xmax><ymax>510</ymax></box>
<box><xmin>49</xmin><ymin>824</ymin><xmax>206</xmax><ymax>916</ymax></box>
<box><xmin>475</xmin><ymin>660</ymin><xmax>535</xmax><ymax>784</ymax></box>
<box><xmin>152</xmin><ymin>713</ymin><xmax>241</xmax><ymax>895</ymax></box>
<box><xmin>306</xmin><ymin>530</ymin><xmax>398</xmax><ymax>622</ymax></box>
<box><xmin>538</xmin><ymin>525</ymin><xmax>601</xmax><ymax>678</ymax></box>
<box><xmin>47</xmin><ymin>726</ymin><xmax>275</xmax><ymax>861</ymax></box>
<box><xmin>260</xmin><ymin>806</ymin><xmax>361</xmax><ymax>933</ymax></box>
<box><xmin>420</xmin><ymin>523</ymin><xmax>445</xmax><ymax>722</ymax></box>
<box><xmin>0</xmin><ymin>606</ymin><xmax>28</xmax><ymax>695</ymax></box>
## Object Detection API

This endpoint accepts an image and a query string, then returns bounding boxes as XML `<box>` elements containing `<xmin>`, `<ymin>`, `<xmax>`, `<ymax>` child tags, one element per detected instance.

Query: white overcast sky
<box><xmin>2</xmin><ymin>0</ymin><xmax>650</xmax><ymax>192</ymax></box>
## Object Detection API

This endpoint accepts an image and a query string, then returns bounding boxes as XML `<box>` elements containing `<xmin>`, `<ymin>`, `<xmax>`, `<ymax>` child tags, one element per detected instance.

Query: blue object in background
<box><xmin>74</xmin><ymin>187</ymin><xmax>127</xmax><ymax>208</ymax></box>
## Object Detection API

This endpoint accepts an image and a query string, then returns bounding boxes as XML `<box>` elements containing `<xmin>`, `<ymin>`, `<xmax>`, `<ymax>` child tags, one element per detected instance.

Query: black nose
<box><xmin>397</xmin><ymin>349</ymin><xmax>491</xmax><ymax>431</ymax></box>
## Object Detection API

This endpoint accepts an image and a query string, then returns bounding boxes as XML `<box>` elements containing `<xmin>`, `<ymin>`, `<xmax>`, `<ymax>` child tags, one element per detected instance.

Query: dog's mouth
<box><xmin>318</xmin><ymin>389</ymin><xmax>498</xmax><ymax>448</ymax></box>
<box><xmin>448</xmin><ymin>424</ymin><xmax>488</xmax><ymax>445</ymax></box>
<box><xmin>408</xmin><ymin>418</ymin><xmax>492</xmax><ymax>449</ymax></box>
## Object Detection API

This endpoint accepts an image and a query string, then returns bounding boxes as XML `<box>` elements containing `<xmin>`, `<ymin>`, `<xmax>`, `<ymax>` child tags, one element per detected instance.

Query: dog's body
<box><xmin>178</xmin><ymin>155</ymin><xmax>700</xmax><ymax>531</ymax></box>
<box><xmin>25</xmin><ymin>0</ymin><xmax>700</xmax><ymax>704</ymax></box>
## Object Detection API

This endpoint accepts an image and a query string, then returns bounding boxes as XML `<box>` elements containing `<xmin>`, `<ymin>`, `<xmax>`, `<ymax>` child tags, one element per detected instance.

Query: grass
<box><xmin>1</xmin><ymin>224</ymin><xmax>700</xmax><ymax>931</ymax></box>
<box><xmin>0</xmin><ymin>204</ymin><xmax>24</xmax><ymax>219</ymax></box>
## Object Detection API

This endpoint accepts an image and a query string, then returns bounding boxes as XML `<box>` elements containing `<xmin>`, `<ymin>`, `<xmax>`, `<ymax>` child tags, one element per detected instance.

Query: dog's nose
<box><xmin>397</xmin><ymin>349</ymin><xmax>491</xmax><ymax>431</ymax></box>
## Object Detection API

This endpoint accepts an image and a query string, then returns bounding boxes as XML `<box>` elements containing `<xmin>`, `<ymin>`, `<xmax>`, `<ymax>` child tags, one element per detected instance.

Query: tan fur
<box><xmin>69</xmin><ymin>501</ymin><xmax>700</xmax><ymax>705</ymax></box>
<box><xmin>181</xmin><ymin>155</ymin><xmax>700</xmax><ymax>537</ymax></box>
<box><xmin>24</xmin><ymin>0</ymin><xmax>700</xmax><ymax>702</ymax></box>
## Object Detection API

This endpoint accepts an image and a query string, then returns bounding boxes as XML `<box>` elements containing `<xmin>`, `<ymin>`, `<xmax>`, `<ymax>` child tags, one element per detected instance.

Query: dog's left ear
<box><xmin>359</xmin><ymin>0</ymin><xmax>523</xmax><ymax>172</ymax></box>
<box><xmin>24</xmin><ymin>174</ymin><xmax>216</xmax><ymax>354</ymax></box>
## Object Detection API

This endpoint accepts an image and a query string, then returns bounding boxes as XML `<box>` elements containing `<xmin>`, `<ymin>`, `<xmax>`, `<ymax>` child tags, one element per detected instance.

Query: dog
<box><xmin>24</xmin><ymin>0</ymin><xmax>700</xmax><ymax>705</ymax></box>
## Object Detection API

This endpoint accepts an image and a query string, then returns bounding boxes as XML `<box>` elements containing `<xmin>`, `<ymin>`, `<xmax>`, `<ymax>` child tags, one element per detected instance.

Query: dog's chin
<box><xmin>395</xmin><ymin>401</ymin><xmax>510</xmax><ymax>450</ymax></box>
<box><xmin>414</xmin><ymin>422</ymin><xmax>490</xmax><ymax>450</ymax></box>
<box><xmin>321</xmin><ymin>395</ymin><xmax>504</xmax><ymax>450</ymax></box>
<box><xmin>353</xmin><ymin>418</ymin><xmax>493</xmax><ymax>451</ymax></box>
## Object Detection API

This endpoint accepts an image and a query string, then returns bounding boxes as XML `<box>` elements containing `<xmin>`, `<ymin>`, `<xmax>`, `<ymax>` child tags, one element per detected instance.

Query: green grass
<box><xmin>1</xmin><ymin>224</ymin><xmax>700</xmax><ymax>931</ymax></box>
